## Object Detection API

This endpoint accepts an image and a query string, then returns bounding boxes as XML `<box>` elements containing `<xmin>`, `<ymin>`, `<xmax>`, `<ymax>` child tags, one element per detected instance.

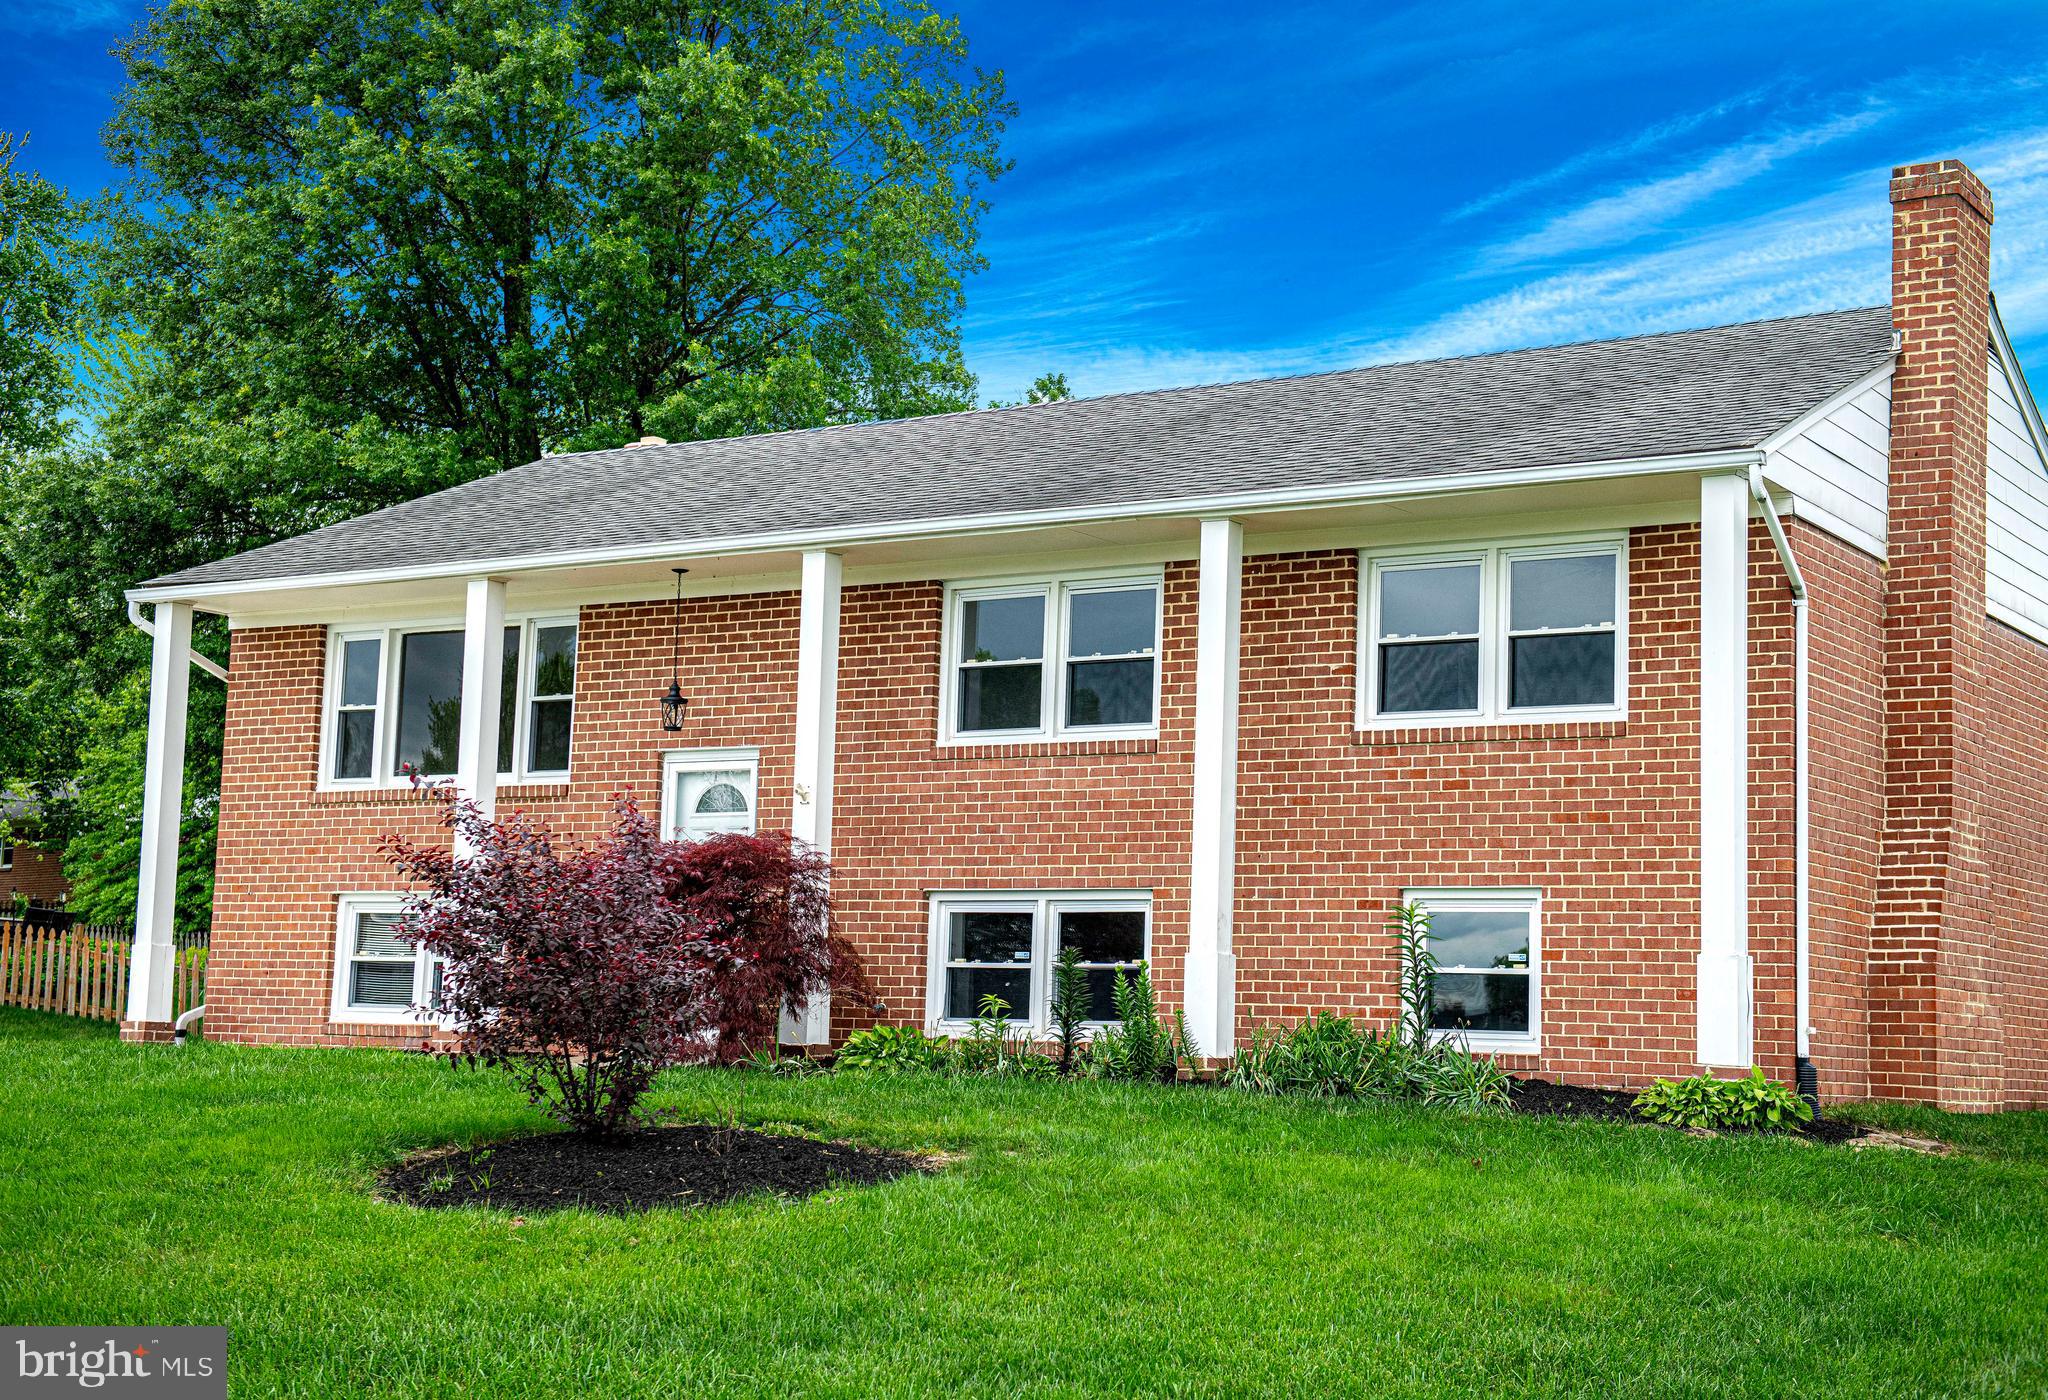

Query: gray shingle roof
<box><xmin>145</xmin><ymin>307</ymin><xmax>1896</xmax><ymax>591</ymax></box>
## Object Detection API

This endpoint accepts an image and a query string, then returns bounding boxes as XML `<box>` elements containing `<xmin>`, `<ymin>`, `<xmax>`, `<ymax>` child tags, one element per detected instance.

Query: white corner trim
<box><xmin>1185</xmin><ymin>518</ymin><xmax>1242</xmax><ymax>1059</ymax></box>
<box><xmin>126</xmin><ymin>600</ymin><xmax>194</xmax><ymax>1025</ymax></box>
<box><xmin>1696</xmin><ymin>474</ymin><xmax>1753</xmax><ymax>1068</ymax></box>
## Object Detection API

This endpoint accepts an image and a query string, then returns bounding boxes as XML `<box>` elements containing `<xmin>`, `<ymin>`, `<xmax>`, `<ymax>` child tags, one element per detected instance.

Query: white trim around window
<box><xmin>1357</xmin><ymin>534</ymin><xmax>1627</xmax><ymax>729</ymax></box>
<box><xmin>318</xmin><ymin>614</ymin><xmax>579</xmax><ymax>790</ymax></box>
<box><xmin>329</xmin><ymin>893</ymin><xmax>445</xmax><ymax>1026</ymax></box>
<box><xmin>660</xmin><ymin>747</ymin><xmax>761</xmax><ymax>842</ymax></box>
<box><xmin>1407</xmin><ymin>887</ymin><xmax>1541</xmax><ymax>1055</ymax></box>
<box><xmin>938</xmin><ymin>569</ymin><xmax>1164</xmax><ymax>744</ymax></box>
<box><xmin>924</xmin><ymin>890</ymin><xmax>1152</xmax><ymax>1033</ymax></box>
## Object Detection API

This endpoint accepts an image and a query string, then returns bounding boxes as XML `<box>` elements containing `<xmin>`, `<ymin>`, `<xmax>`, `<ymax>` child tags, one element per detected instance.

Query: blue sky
<box><xmin>7</xmin><ymin>0</ymin><xmax>2048</xmax><ymax>404</ymax></box>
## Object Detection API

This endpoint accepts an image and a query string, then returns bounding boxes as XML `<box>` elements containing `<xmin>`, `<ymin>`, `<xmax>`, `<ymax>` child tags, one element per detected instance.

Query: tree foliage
<box><xmin>383</xmin><ymin>790</ymin><xmax>867</xmax><ymax>1135</ymax></box>
<box><xmin>0</xmin><ymin>1</ymin><xmax>1010</xmax><ymax>922</ymax></box>
<box><xmin>0</xmin><ymin>133</ymin><xmax>80</xmax><ymax>459</ymax></box>
<box><xmin>105</xmin><ymin>0</ymin><xmax>1011</xmax><ymax>467</ymax></box>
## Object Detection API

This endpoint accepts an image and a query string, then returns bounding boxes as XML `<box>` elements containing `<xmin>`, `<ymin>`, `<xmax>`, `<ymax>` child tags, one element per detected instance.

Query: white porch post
<box><xmin>1185</xmin><ymin>518</ymin><xmax>1243</xmax><ymax>1060</ymax></box>
<box><xmin>1697</xmin><ymin>473</ymin><xmax>1754</xmax><ymax>1066</ymax></box>
<box><xmin>453</xmin><ymin>577</ymin><xmax>508</xmax><ymax>858</ymax></box>
<box><xmin>125</xmin><ymin>601</ymin><xmax>194</xmax><ymax>1028</ymax></box>
<box><xmin>782</xmin><ymin>549</ymin><xmax>842</xmax><ymax>1046</ymax></box>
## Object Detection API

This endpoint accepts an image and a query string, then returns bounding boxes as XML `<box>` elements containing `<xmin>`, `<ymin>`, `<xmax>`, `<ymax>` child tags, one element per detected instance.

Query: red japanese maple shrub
<box><xmin>658</xmin><ymin>831</ymin><xmax>874</xmax><ymax>1062</ymax></box>
<box><xmin>383</xmin><ymin>790</ymin><xmax>865</xmax><ymax>1135</ymax></box>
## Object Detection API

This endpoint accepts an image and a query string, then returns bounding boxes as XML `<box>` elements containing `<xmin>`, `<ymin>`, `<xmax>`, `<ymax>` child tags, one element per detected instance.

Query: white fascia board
<box><xmin>1754</xmin><ymin>358</ymin><xmax>1898</xmax><ymax>456</ymax></box>
<box><xmin>132</xmin><ymin>447</ymin><xmax>1766</xmax><ymax>608</ymax></box>
<box><xmin>1990</xmin><ymin>294</ymin><xmax>2048</xmax><ymax>470</ymax></box>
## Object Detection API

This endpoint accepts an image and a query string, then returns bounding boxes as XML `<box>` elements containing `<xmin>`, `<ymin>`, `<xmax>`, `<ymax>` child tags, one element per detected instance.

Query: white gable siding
<box><xmin>1987</xmin><ymin>350</ymin><xmax>2048</xmax><ymax>644</ymax></box>
<box><xmin>1765</xmin><ymin>373</ymin><xmax>1890</xmax><ymax>558</ymax></box>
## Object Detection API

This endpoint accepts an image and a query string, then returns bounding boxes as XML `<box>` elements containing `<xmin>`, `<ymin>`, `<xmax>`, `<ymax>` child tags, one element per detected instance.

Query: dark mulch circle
<box><xmin>1508</xmin><ymin>1077</ymin><xmax>1869</xmax><ymax>1144</ymax></box>
<box><xmin>382</xmin><ymin>1124</ymin><xmax>933</xmax><ymax>1216</ymax></box>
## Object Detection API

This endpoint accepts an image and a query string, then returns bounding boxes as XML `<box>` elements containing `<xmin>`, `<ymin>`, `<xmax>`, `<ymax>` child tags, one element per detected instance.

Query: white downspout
<box><xmin>1747</xmin><ymin>466</ymin><xmax>1816</xmax><ymax>1105</ymax></box>
<box><xmin>128</xmin><ymin>599</ymin><xmax>227</xmax><ymax>682</ymax></box>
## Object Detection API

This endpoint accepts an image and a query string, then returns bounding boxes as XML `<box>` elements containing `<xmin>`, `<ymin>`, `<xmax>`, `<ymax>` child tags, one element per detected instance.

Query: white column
<box><xmin>126</xmin><ymin>601</ymin><xmax>194</xmax><ymax>1026</ymax></box>
<box><xmin>1697</xmin><ymin>474</ymin><xmax>1754</xmax><ymax>1066</ymax></box>
<box><xmin>453</xmin><ymin>578</ymin><xmax>508</xmax><ymax>858</ymax></box>
<box><xmin>782</xmin><ymin>549</ymin><xmax>842</xmax><ymax>1046</ymax></box>
<box><xmin>1185</xmin><ymin>518</ymin><xmax>1243</xmax><ymax>1060</ymax></box>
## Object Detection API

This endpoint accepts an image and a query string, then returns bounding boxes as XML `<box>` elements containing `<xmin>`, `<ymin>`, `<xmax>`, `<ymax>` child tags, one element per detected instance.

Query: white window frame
<box><xmin>1406</xmin><ymin>887</ymin><xmax>1542</xmax><ymax>1055</ymax></box>
<box><xmin>660</xmin><ymin>747</ymin><xmax>761</xmax><ymax>842</ymax></box>
<box><xmin>1</xmin><ymin>837</ymin><xmax>12</xmax><ymax>871</ymax></box>
<box><xmin>924</xmin><ymin>890</ymin><xmax>1152</xmax><ymax>1034</ymax></box>
<box><xmin>938</xmin><ymin>569</ymin><xmax>1164</xmax><ymax>745</ymax></box>
<box><xmin>1357</xmin><ymin>534</ymin><xmax>1628</xmax><ymax>730</ymax></box>
<box><xmin>329</xmin><ymin>892</ymin><xmax>446</xmax><ymax>1026</ymax></box>
<box><xmin>318</xmin><ymin>614</ymin><xmax>579</xmax><ymax>790</ymax></box>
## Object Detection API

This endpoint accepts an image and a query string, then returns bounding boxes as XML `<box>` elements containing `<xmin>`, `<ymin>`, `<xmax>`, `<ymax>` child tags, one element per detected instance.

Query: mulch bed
<box><xmin>382</xmin><ymin>1124</ymin><xmax>932</xmax><ymax>1216</ymax></box>
<box><xmin>1508</xmin><ymin>1077</ymin><xmax>1869</xmax><ymax>1144</ymax></box>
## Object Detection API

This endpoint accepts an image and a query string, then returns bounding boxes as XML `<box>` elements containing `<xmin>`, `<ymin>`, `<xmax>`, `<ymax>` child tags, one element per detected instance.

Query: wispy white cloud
<box><xmin>1451</xmin><ymin>86</ymin><xmax>1778</xmax><ymax>221</ymax></box>
<box><xmin>0</xmin><ymin>0</ymin><xmax>132</xmax><ymax>37</ymax></box>
<box><xmin>1479</xmin><ymin>106</ymin><xmax>1888</xmax><ymax>267</ymax></box>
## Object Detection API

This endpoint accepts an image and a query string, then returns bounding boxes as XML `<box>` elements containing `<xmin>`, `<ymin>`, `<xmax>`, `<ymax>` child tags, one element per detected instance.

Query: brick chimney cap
<box><xmin>1890</xmin><ymin>159</ymin><xmax>1993</xmax><ymax>222</ymax></box>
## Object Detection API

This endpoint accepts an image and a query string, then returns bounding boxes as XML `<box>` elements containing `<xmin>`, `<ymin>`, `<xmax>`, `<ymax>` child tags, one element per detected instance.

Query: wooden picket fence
<box><xmin>0</xmin><ymin>920</ymin><xmax>207</xmax><ymax>1024</ymax></box>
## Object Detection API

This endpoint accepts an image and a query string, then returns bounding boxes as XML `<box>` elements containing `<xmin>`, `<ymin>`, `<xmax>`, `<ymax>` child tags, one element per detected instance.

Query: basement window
<box><xmin>1406</xmin><ymin>888</ymin><xmax>1541</xmax><ymax>1054</ymax></box>
<box><xmin>925</xmin><ymin>892</ymin><xmax>1150</xmax><ymax>1030</ymax></box>
<box><xmin>322</xmin><ymin>616</ymin><xmax>578</xmax><ymax>788</ymax></box>
<box><xmin>330</xmin><ymin>894</ymin><xmax>444</xmax><ymax>1024</ymax></box>
<box><xmin>1359</xmin><ymin>537</ymin><xmax>1625</xmax><ymax>727</ymax></box>
<box><xmin>942</xmin><ymin>571</ymin><xmax>1162</xmax><ymax>743</ymax></box>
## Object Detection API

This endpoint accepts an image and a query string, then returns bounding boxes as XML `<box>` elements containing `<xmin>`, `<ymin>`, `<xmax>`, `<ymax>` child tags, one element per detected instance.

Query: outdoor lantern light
<box><xmin>659</xmin><ymin>566</ymin><xmax>690</xmax><ymax>732</ymax></box>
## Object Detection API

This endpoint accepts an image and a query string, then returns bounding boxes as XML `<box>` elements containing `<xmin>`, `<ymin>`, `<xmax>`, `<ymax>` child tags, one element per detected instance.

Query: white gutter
<box><xmin>127</xmin><ymin>599</ymin><xmax>227</xmax><ymax>681</ymax></box>
<box><xmin>125</xmin><ymin>446</ymin><xmax>1766</xmax><ymax>605</ymax></box>
<box><xmin>1748</xmin><ymin>466</ymin><xmax>1814</xmax><ymax>1089</ymax></box>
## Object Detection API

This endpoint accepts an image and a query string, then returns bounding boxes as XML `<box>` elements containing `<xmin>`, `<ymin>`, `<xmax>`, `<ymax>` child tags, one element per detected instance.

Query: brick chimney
<box><xmin>1871</xmin><ymin>159</ymin><xmax>2002</xmax><ymax>1106</ymax></box>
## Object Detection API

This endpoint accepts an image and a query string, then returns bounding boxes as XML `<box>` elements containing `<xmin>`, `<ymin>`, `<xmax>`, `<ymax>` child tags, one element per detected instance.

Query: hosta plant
<box><xmin>836</xmin><ymin>1024</ymin><xmax>952</xmax><ymax>1075</ymax></box>
<box><xmin>1633</xmin><ymin>1067</ymin><xmax>1814</xmax><ymax>1132</ymax></box>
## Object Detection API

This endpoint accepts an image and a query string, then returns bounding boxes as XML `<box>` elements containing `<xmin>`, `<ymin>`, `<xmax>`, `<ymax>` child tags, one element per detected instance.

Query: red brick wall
<box><xmin>830</xmin><ymin>571</ymin><xmax>1197</xmax><ymax>1033</ymax></box>
<box><xmin>204</xmin><ymin>591</ymin><xmax>804</xmax><ymax>1047</ymax></box>
<box><xmin>1801</xmin><ymin>522</ymin><xmax>1889</xmax><ymax>1101</ymax></box>
<box><xmin>1872</xmin><ymin>159</ymin><xmax>2004</xmax><ymax>1107</ymax></box>
<box><xmin>3</xmin><ymin>842</ymin><xmax>69</xmax><ymax>907</ymax></box>
<box><xmin>1228</xmin><ymin>525</ymin><xmax>1801</xmax><ymax>1085</ymax></box>
<box><xmin>200</xmin><ymin>529</ymin><xmax>1843</xmax><ymax>1093</ymax></box>
<box><xmin>1976</xmin><ymin>619</ymin><xmax>2048</xmax><ymax>1106</ymax></box>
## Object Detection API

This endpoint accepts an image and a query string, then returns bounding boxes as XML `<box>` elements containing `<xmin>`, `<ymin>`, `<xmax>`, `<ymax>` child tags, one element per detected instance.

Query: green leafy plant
<box><xmin>1388</xmin><ymin>901</ymin><xmax>1436</xmax><ymax>1049</ymax></box>
<box><xmin>954</xmin><ymin>995</ymin><xmax>1055</xmax><ymax>1078</ymax></box>
<box><xmin>1222</xmin><ymin>1012</ymin><xmax>1511</xmax><ymax>1110</ymax></box>
<box><xmin>1049</xmin><ymin>946</ymin><xmax>1091</xmax><ymax>1076</ymax></box>
<box><xmin>836</xmin><ymin>1024</ymin><xmax>951</xmax><ymax>1075</ymax></box>
<box><xmin>1086</xmin><ymin>962</ymin><xmax>1197</xmax><ymax>1082</ymax></box>
<box><xmin>1633</xmin><ymin>1067</ymin><xmax>1814</xmax><ymax>1132</ymax></box>
<box><xmin>741</xmin><ymin>1044</ymin><xmax>828</xmax><ymax>1077</ymax></box>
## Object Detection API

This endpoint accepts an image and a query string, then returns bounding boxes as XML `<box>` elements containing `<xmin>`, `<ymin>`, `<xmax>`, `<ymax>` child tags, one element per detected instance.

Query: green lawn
<box><xmin>1</xmin><ymin>1008</ymin><xmax>2042</xmax><ymax>1398</ymax></box>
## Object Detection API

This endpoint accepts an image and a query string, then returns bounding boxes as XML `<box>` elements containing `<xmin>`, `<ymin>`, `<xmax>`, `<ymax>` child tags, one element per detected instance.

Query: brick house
<box><xmin>116</xmin><ymin>159</ymin><xmax>2048</xmax><ymax>1110</ymax></box>
<box><xmin>2</xmin><ymin>794</ymin><xmax>70</xmax><ymax>911</ymax></box>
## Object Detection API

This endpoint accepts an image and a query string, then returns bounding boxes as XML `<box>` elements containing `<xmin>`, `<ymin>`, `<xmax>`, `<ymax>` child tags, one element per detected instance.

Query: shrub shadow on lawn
<box><xmin>381</xmin><ymin>1124</ymin><xmax>938</xmax><ymax>1216</ymax></box>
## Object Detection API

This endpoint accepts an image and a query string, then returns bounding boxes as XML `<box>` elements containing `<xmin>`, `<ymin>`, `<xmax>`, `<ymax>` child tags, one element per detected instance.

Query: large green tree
<box><xmin>1</xmin><ymin>0</ymin><xmax>1010</xmax><ymax>924</ymax></box>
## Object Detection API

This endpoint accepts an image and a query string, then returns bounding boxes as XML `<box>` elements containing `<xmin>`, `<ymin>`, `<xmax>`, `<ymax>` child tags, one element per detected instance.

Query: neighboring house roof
<box><xmin>142</xmin><ymin>306</ymin><xmax>1898</xmax><ymax>592</ymax></box>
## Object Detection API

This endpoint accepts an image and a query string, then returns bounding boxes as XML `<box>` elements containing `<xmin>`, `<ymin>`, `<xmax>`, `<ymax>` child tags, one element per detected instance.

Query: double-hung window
<box><xmin>1407</xmin><ymin>888</ymin><xmax>1540</xmax><ymax>1053</ymax></box>
<box><xmin>323</xmin><ymin>616</ymin><xmax>578</xmax><ymax>787</ymax></box>
<box><xmin>944</xmin><ymin>572</ymin><xmax>1161</xmax><ymax>742</ymax></box>
<box><xmin>1360</xmin><ymin>537</ymin><xmax>1624</xmax><ymax>725</ymax></box>
<box><xmin>927</xmin><ymin>892</ymin><xmax>1150</xmax><ymax>1030</ymax></box>
<box><xmin>331</xmin><ymin>893</ymin><xmax>444</xmax><ymax>1024</ymax></box>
